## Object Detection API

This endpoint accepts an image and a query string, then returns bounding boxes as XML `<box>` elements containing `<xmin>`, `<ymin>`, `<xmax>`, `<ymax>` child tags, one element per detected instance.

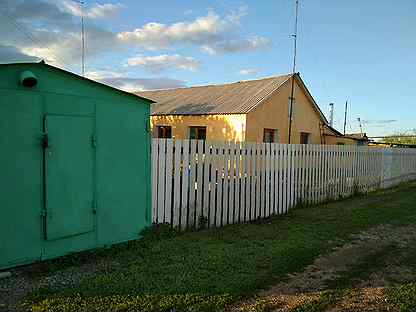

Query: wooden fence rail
<box><xmin>151</xmin><ymin>139</ymin><xmax>416</xmax><ymax>230</ymax></box>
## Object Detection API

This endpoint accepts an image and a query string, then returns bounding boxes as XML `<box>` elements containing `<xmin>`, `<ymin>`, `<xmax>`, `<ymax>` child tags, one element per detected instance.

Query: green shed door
<box><xmin>45</xmin><ymin>115</ymin><xmax>95</xmax><ymax>240</ymax></box>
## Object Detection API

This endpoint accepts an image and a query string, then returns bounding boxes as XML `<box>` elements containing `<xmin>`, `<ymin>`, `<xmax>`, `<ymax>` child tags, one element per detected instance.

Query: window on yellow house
<box><xmin>263</xmin><ymin>128</ymin><xmax>278</xmax><ymax>143</ymax></box>
<box><xmin>300</xmin><ymin>132</ymin><xmax>310</xmax><ymax>144</ymax></box>
<box><xmin>189</xmin><ymin>126</ymin><xmax>206</xmax><ymax>140</ymax></box>
<box><xmin>157</xmin><ymin>126</ymin><xmax>172</xmax><ymax>138</ymax></box>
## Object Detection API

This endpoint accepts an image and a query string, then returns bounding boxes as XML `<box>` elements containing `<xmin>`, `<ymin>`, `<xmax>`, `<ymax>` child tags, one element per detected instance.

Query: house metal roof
<box><xmin>136</xmin><ymin>74</ymin><xmax>292</xmax><ymax>115</ymax></box>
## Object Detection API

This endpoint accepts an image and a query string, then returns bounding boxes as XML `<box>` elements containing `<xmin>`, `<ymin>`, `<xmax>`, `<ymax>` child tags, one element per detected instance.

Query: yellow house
<box><xmin>137</xmin><ymin>73</ymin><xmax>367</xmax><ymax>145</ymax></box>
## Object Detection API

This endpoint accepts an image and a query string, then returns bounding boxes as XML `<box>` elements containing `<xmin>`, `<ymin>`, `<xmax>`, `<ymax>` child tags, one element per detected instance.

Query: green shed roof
<box><xmin>0</xmin><ymin>61</ymin><xmax>155</xmax><ymax>103</ymax></box>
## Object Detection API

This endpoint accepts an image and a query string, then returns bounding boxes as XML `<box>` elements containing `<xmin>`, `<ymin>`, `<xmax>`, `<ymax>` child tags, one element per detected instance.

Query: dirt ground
<box><xmin>2</xmin><ymin>222</ymin><xmax>416</xmax><ymax>311</ymax></box>
<box><xmin>235</xmin><ymin>224</ymin><xmax>416</xmax><ymax>311</ymax></box>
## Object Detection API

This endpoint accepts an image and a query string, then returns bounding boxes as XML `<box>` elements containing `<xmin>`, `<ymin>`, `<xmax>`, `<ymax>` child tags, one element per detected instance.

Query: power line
<box><xmin>0</xmin><ymin>10</ymin><xmax>69</xmax><ymax>68</ymax></box>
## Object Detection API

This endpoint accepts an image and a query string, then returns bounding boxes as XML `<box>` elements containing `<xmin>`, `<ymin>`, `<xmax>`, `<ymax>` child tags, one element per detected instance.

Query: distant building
<box><xmin>137</xmin><ymin>73</ymin><xmax>365</xmax><ymax>145</ymax></box>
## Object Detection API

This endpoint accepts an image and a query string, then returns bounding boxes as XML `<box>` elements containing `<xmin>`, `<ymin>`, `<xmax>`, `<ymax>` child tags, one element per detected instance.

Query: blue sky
<box><xmin>1</xmin><ymin>0</ymin><xmax>415</xmax><ymax>136</ymax></box>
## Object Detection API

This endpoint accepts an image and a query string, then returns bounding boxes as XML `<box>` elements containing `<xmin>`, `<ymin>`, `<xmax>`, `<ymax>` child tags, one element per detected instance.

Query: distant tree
<box><xmin>381</xmin><ymin>129</ymin><xmax>416</xmax><ymax>145</ymax></box>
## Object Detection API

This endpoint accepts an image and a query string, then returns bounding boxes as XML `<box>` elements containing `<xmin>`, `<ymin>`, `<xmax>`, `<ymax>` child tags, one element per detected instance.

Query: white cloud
<box><xmin>117</xmin><ymin>10</ymin><xmax>228</xmax><ymax>50</ymax></box>
<box><xmin>85</xmin><ymin>70</ymin><xmax>186</xmax><ymax>92</ymax></box>
<box><xmin>61</xmin><ymin>1</ymin><xmax>124</xmax><ymax>19</ymax></box>
<box><xmin>127</xmin><ymin>54</ymin><xmax>200</xmax><ymax>73</ymax></box>
<box><xmin>226</xmin><ymin>6</ymin><xmax>248</xmax><ymax>25</ymax></box>
<box><xmin>238</xmin><ymin>68</ymin><xmax>261</xmax><ymax>76</ymax></box>
<box><xmin>0</xmin><ymin>1</ymin><xmax>270</xmax><ymax>78</ymax></box>
<box><xmin>202</xmin><ymin>36</ymin><xmax>271</xmax><ymax>55</ymax></box>
<box><xmin>85</xmin><ymin>70</ymin><xmax>124</xmax><ymax>80</ymax></box>
<box><xmin>0</xmin><ymin>44</ymin><xmax>39</xmax><ymax>63</ymax></box>
<box><xmin>117</xmin><ymin>7</ymin><xmax>270</xmax><ymax>54</ymax></box>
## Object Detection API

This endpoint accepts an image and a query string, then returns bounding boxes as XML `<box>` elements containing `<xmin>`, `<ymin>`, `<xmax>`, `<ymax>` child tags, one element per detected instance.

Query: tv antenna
<box><xmin>78</xmin><ymin>0</ymin><xmax>86</xmax><ymax>76</ymax></box>
<box><xmin>288</xmin><ymin>0</ymin><xmax>299</xmax><ymax>143</ymax></box>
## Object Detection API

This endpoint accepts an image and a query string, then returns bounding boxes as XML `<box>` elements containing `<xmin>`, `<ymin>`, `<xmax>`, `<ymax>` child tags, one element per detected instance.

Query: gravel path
<box><xmin>233</xmin><ymin>223</ymin><xmax>416</xmax><ymax>311</ymax></box>
<box><xmin>0</xmin><ymin>258</ymin><xmax>119</xmax><ymax>311</ymax></box>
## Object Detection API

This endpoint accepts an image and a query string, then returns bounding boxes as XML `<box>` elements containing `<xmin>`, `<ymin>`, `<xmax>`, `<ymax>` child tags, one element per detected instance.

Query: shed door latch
<box><xmin>91</xmin><ymin>134</ymin><xmax>97</xmax><ymax>148</ymax></box>
<box><xmin>42</xmin><ymin>133</ymin><xmax>49</xmax><ymax>149</ymax></box>
<box><xmin>92</xmin><ymin>201</ymin><xmax>97</xmax><ymax>214</ymax></box>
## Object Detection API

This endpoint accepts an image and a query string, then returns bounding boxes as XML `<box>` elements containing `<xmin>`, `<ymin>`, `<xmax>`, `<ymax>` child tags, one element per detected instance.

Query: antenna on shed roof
<box><xmin>288</xmin><ymin>0</ymin><xmax>299</xmax><ymax>143</ymax></box>
<box><xmin>77</xmin><ymin>0</ymin><xmax>86</xmax><ymax>77</ymax></box>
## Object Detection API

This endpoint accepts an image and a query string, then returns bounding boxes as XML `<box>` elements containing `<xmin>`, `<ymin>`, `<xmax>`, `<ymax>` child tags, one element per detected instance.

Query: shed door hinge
<box><xmin>91</xmin><ymin>134</ymin><xmax>97</xmax><ymax>148</ymax></box>
<box><xmin>40</xmin><ymin>210</ymin><xmax>47</xmax><ymax>217</ymax></box>
<box><xmin>92</xmin><ymin>201</ymin><xmax>97</xmax><ymax>214</ymax></box>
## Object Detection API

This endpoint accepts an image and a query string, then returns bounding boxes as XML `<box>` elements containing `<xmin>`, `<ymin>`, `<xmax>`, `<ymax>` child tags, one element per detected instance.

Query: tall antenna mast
<box><xmin>357</xmin><ymin>117</ymin><xmax>363</xmax><ymax>135</ymax></box>
<box><xmin>288</xmin><ymin>0</ymin><xmax>299</xmax><ymax>143</ymax></box>
<box><xmin>343</xmin><ymin>99</ymin><xmax>348</xmax><ymax>135</ymax></box>
<box><xmin>80</xmin><ymin>0</ymin><xmax>85</xmax><ymax>76</ymax></box>
<box><xmin>329</xmin><ymin>103</ymin><xmax>334</xmax><ymax>127</ymax></box>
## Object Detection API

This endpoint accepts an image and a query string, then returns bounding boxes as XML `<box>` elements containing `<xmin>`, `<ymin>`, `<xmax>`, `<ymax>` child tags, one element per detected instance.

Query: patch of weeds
<box><xmin>30</xmin><ymin>293</ymin><xmax>234</xmax><ymax>312</ymax></box>
<box><xmin>238</xmin><ymin>298</ymin><xmax>271</xmax><ymax>312</ymax></box>
<box><xmin>326</xmin><ymin>244</ymin><xmax>398</xmax><ymax>290</ymax></box>
<box><xmin>139</xmin><ymin>223</ymin><xmax>179</xmax><ymax>241</ymax></box>
<box><xmin>390</xmin><ymin>283</ymin><xmax>416</xmax><ymax>312</ymax></box>
<box><xmin>289</xmin><ymin>290</ymin><xmax>342</xmax><ymax>312</ymax></box>
<box><xmin>198</xmin><ymin>215</ymin><xmax>209</xmax><ymax>229</ymax></box>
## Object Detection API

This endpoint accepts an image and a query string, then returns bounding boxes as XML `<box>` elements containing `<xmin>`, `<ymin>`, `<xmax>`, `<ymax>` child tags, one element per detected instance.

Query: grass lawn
<box><xmin>15</xmin><ymin>181</ymin><xmax>416</xmax><ymax>311</ymax></box>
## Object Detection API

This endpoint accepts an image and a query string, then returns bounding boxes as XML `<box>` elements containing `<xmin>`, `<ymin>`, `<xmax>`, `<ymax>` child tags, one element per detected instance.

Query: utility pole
<box><xmin>288</xmin><ymin>0</ymin><xmax>299</xmax><ymax>144</ymax></box>
<box><xmin>343</xmin><ymin>99</ymin><xmax>348</xmax><ymax>135</ymax></box>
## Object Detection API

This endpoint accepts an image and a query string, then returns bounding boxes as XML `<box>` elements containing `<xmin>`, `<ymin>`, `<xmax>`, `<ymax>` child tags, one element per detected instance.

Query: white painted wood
<box><xmin>246</xmin><ymin>143</ymin><xmax>253</xmax><ymax>221</ymax></box>
<box><xmin>151</xmin><ymin>139</ymin><xmax>158</xmax><ymax>223</ymax></box>
<box><xmin>216</xmin><ymin>143</ymin><xmax>224</xmax><ymax>227</ymax></box>
<box><xmin>152</xmin><ymin>139</ymin><xmax>416</xmax><ymax>230</ymax></box>
<box><xmin>249</xmin><ymin>143</ymin><xmax>256</xmax><ymax>219</ymax></box>
<box><xmin>270</xmin><ymin>143</ymin><xmax>276</xmax><ymax>215</ymax></box>
<box><xmin>255</xmin><ymin>143</ymin><xmax>261</xmax><ymax>218</ymax></box>
<box><xmin>180</xmin><ymin>139</ymin><xmax>190</xmax><ymax>230</ymax></box>
<box><xmin>164</xmin><ymin>139</ymin><xmax>173</xmax><ymax>224</ymax></box>
<box><xmin>282</xmin><ymin>144</ymin><xmax>288</xmax><ymax>213</ymax></box>
<box><xmin>202</xmin><ymin>142</ymin><xmax>211</xmax><ymax>223</ymax></box>
<box><xmin>195</xmin><ymin>140</ymin><xmax>204</xmax><ymax>228</ymax></box>
<box><xmin>240</xmin><ymin>143</ymin><xmax>246</xmax><ymax>222</ymax></box>
<box><xmin>209</xmin><ymin>143</ymin><xmax>217</xmax><ymax>227</ymax></box>
<box><xmin>223</xmin><ymin>142</ymin><xmax>230</xmax><ymax>225</ymax></box>
<box><xmin>157</xmin><ymin>139</ymin><xmax>166</xmax><ymax>223</ymax></box>
<box><xmin>172</xmin><ymin>139</ymin><xmax>182</xmax><ymax>227</ymax></box>
<box><xmin>290</xmin><ymin>144</ymin><xmax>295</xmax><ymax>208</ymax></box>
<box><xmin>234</xmin><ymin>142</ymin><xmax>241</xmax><ymax>222</ymax></box>
<box><xmin>259</xmin><ymin>143</ymin><xmax>265</xmax><ymax>217</ymax></box>
<box><xmin>229</xmin><ymin>141</ymin><xmax>236</xmax><ymax>224</ymax></box>
<box><xmin>188</xmin><ymin>140</ymin><xmax>197</xmax><ymax>228</ymax></box>
<box><xmin>265</xmin><ymin>143</ymin><xmax>271</xmax><ymax>216</ymax></box>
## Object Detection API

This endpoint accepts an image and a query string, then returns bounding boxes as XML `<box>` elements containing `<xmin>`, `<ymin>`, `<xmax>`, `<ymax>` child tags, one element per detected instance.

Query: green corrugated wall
<box><xmin>0</xmin><ymin>63</ymin><xmax>151</xmax><ymax>269</ymax></box>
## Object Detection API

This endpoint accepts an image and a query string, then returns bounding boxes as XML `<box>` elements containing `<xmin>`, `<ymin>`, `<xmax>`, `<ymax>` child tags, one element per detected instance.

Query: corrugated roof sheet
<box><xmin>136</xmin><ymin>74</ymin><xmax>292</xmax><ymax>115</ymax></box>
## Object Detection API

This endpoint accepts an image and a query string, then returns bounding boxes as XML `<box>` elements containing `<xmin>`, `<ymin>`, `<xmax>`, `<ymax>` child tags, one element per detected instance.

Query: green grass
<box><xmin>390</xmin><ymin>283</ymin><xmax>416</xmax><ymax>312</ymax></box>
<box><xmin>27</xmin><ymin>181</ymin><xmax>416</xmax><ymax>311</ymax></box>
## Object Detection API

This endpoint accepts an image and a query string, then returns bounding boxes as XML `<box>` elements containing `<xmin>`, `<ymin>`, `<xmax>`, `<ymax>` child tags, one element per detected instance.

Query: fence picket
<box><xmin>180</xmin><ymin>140</ymin><xmax>190</xmax><ymax>230</ymax></box>
<box><xmin>165</xmin><ymin>139</ymin><xmax>173</xmax><ymax>224</ymax></box>
<box><xmin>151</xmin><ymin>138</ymin><xmax>416</xmax><ymax>230</ymax></box>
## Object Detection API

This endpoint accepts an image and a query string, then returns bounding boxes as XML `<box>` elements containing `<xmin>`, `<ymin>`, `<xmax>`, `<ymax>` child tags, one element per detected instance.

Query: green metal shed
<box><xmin>0</xmin><ymin>61</ymin><xmax>153</xmax><ymax>270</ymax></box>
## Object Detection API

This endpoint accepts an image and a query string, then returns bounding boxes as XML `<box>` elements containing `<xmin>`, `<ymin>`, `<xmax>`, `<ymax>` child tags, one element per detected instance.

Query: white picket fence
<box><xmin>151</xmin><ymin>139</ymin><xmax>416</xmax><ymax>230</ymax></box>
